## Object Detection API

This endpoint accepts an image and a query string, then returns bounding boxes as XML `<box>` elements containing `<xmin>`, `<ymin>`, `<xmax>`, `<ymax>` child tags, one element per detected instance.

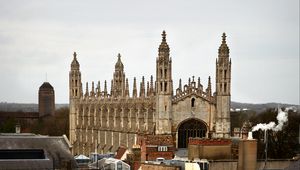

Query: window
<box><xmin>160</xmin><ymin>82</ymin><xmax>163</xmax><ymax>92</ymax></box>
<box><xmin>224</xmin><ymin>83</ymin><xmax>227</xmax><ymax>93</ymax></box>
<box><xmin>191</xmin><ymin>98</ymin><xmax>195</xmax><ymax>107</ymax></box>
<box><xmin>117</xmin><ymin>162</ymin><xmax>123</xmax><ymax>170</ymax></box>
<box><xmin>164</xmin><ymin>69</ymin><xmax>167</xmax><ymax>78</ymax></box>
<box><xmin>224</xmin><ymin>70</ymin><xmax>227</xmax><ymax>79</ymax></box>
<box><xmin>164</xmin><ymin>82</ymin><xmax>167</xmax><ymax>92</ymax></box>
<box><xmin>158</xmin><ymin>146</ymin><xmax>168</xmax><ymax>152</ymax></box>
<box><xmin>160</xmin><ymin>69</ymin><xmax>163</xmax><ymax>77</ymax></box>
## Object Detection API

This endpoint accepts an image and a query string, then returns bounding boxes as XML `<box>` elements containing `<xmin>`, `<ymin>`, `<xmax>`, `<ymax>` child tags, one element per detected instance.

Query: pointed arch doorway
<box><xmin>177</xmin><ymin>118</ymin><xmax>207</xmax><ymax>148</ymax></box>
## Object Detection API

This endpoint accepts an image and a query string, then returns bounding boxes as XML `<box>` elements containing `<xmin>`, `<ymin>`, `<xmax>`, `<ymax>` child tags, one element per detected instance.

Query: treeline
<box><xmin>232</xmin><ymin>108</ymin><xmax>300</xmax><ymax>159</ymax></box>
<box><xmin>0</xmin><ymin>107</ymin><xmax>69</xmax><ymax>137</ymax></box>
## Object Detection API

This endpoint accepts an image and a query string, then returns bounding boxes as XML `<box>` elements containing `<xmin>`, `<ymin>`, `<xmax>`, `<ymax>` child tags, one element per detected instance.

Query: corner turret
<box><xmin>215</xmin><ymin>33</ymin><xmax>232</xmax><ymax>138</ymax></box>
<box><xmin>69</xmin><ymin>52</ymin><xmax>82</xmax><ymax>99</ymax></box>
<box><xmin>69</xmin><ymin>51</ymin><xmax>83</xmax><ymax>154</ymax></box>
<box><xmin>155</xmin><ymin>31</ymin><xmax>173</xmax><ymax>134</ymax></box>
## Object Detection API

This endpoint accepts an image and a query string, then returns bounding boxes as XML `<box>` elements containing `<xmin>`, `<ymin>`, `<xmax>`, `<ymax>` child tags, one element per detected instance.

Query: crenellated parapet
<box><xmin>172</xmin><ymin>76</ymin><xmax>215</xmax><ymax>104</ymax></box>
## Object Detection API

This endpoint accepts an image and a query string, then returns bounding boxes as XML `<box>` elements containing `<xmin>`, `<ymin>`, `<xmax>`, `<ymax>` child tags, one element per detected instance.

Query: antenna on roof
<box><xmin>45</xmin><ymin>73</ymin><xmax>48</xmax><ymax>82</ymax></box>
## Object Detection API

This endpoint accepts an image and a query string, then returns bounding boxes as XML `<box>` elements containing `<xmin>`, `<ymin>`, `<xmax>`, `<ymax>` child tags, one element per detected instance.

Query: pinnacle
<box><xmin>71</xmin><ymin>51</ymin><xmax>79</xmax><ymax>69</ymax></box>
<box><xmin>159</xmin><ymin>30</ymin><xmax>169</xmax><ymax>53</ymax></box>
<box><xmin>115</xmin><ymin>53</ymin><xmax>124</xmax><ymax>70</ymax></box>
<box><xmin>222</xmin><ymin>32</ymin><xmax>226</xmax><ymax>44</ymax></box>
<box><xmin>73</xmin><ymin>52</ymin><xmax>77</xmax><ymax>59</ymax></box>
<box><xmin>162</xmin><ymin>30</ymin><xmax>166</xmax><ymax>42</ymax></box>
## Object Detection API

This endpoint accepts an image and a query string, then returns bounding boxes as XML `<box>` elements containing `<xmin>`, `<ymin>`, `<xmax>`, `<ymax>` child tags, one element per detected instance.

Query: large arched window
<box><xmin>178</xmin><ymin>119</ymin><xmax>207</xmax><ymax>148</ymax></box>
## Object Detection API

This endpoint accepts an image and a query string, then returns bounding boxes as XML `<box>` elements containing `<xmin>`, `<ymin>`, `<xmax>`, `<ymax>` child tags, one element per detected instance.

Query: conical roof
<box><xmin>115</xmin><ymin>53</ymin><xmax>124</xmax><ymax>70</ymax></box>
<box><xmin>39</xmin><ymin>82</ymin><xmax>54</xmax><ymax>90</ymax></box>
<box><xmin>158</xmin><ymin>30</ymin><xmax>169</xmax><ymax>52</ymax></box>
<box><xmin>71</xmin><ymin>52</ymin><xmax>80</xmax><ymax>69</ymax></box>
<box><xmin>218</xmin><ymin>33</ymin><xmax>229</xmax><ymax>55</ymax></box>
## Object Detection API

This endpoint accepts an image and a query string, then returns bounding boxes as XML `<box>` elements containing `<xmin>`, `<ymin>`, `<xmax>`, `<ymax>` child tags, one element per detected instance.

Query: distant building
<box><xmin>38</xmin><ymin>82</ymin><xmax>55</xmax><ymax>116</ymax></box>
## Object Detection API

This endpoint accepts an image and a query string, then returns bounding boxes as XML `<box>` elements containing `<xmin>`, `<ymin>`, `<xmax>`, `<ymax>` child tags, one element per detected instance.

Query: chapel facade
<box><xmin>69</xmin><ymin>31</ymin><xmax>232</xmax><ymax>155</ymax></box>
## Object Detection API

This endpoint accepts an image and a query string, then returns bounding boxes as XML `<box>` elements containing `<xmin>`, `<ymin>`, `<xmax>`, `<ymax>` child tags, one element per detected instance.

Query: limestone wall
<box><xmin>172</xmin><ymin>96</ymin><xmax>215</xmax><ymax>131</ymax></box>
<box><xmin>71</xmin><ymin>97</ymin><xmax>156</xmax><ymax>155</ymax></box>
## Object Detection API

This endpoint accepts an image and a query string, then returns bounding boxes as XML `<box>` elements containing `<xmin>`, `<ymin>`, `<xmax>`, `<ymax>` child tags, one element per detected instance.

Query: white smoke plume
<box><xmin>251</xmin><ymin>107</ymin><xmax>295</xmax><ymax>132</ymax></box>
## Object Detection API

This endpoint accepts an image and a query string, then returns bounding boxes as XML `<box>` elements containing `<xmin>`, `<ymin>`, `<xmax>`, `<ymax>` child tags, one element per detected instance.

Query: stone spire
<box><xmin>113</xmin><ymin>53</ymin><xmax>126</xmax><ymax>97</ymax></box>
<box><xmin>115</xmin><ymin>53</ymin><xmax>124</xmax><ymax>71</ymax></box>
<box><xmin>104</xmin><ymin>80</ymin><xmax>108</xmax><ymax>97</ymax></box>
<box><xmin>218</xmin><ymin>32</ymin><xmax>230</xmax><ymax>60</ymax></box>
<box><xmin>158</xmin><ymin>30</ymin><xmax>170</xmax><ymax>58</ymax></box>
<box><xmin>133</xmin><ymin>77</ymin><xmax>137</xmax><ymax>98</ymax></box>
<box><xmin>197</xmin><ymin>77</ymin><xmax>203</xmax><ymax>91</ymax></box>
<box><xmin>206</xmin><ymin>76</ymin><xmax>212</xmax><ymax>96</ymax></box>
<box><xmin>140</xmin><ymin>76</ymin><xmax>145</xmax><ymax>97</ymax></box>
<box><xmin>69</xmin><ymin>51</ymin><xmax>82</xmax><ymax>99</ymax></box>
<box><xmin>150</xmin><ymin>75</ymin><xmax>154</xmax><ymax>95</ymax></box>
<box><xmin>191</xmin><ymin>76</ymin><xmax>196</xmax><ymax>87</ymax></box>
<box><xmin>125</xmin><ymin>78</ymin><xmax>129</xmax><ymax>97</ymax></box>
<box><xmin>104</xmin><ymin>80</ymin><xmax>107</xmax><ymax>97</ymax></box>
<box><xmin>162</xmin><ymin>30</ymin><xmax>166</xmax><ymax>42</ymax></box>
<box><xmin>146</xmin><ymin>81</ymin><xmax>150</xmax><ymax>97</ymax></box>
<box><xmin>110</xmin><ymin>79</ymin><xmax>114</xmax><ymax>97</ymax></box>
<box><xmin>97</xmin><ymin>81</ymin><xmax>101</xmax><ymax>97</ymax></box>
<box><xmin>71</xmin><ymin>52</ymin><xmax>80</xmax><ymax>70</ymax></box>
<box><xmin>84</xmin><ymin>82</ymin><xmax>89</xmax><ymax>98</ymax></box>
<box><xmin>90</xmin><ymin>81</ymin><xmax>95</xmax><ymax>98</ymax></box>
<box><xmin>216</xmin><ymin>32</ymin><xmax>231</xmax><ymax>96</ymax></box>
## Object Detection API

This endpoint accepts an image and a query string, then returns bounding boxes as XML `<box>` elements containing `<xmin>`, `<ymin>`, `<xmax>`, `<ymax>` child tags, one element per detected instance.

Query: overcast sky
<box><xmin>0</xmin><ymin>0</ymin><xmax>299</xmax><ymax>105</ymax></box>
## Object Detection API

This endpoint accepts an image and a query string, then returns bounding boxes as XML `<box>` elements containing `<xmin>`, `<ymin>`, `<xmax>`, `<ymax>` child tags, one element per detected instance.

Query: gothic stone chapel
<box><xmin>69</xmin><ymin>31</ymin><xmax>232</xmax><ymax>155</ymax></box>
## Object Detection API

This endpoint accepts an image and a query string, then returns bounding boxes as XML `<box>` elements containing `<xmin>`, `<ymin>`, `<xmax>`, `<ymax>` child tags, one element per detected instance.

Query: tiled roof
<box><xmin>189</xmin><ymin>138</ymin><xmax>232</xmax><ymax>145</ymax></box>
<box><xmin>39</xmin><ymin>82</ymin><xmax>54</xmax><ymax>90</ymax></box>
<box><xmin>144</xmin><ymin>135</ymin><xmax>173</xmax><ymax>145</ymax></box>
<box><xmin>115</xmin><ymin>146</ymin><xmax>127</xmax><ymax>159</ymax></box>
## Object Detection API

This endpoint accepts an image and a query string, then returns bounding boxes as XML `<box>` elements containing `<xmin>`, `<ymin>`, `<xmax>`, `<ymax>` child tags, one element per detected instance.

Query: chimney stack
<box><xmin>248</xmin><ymin>131</ymin><xmax>253</xmax><ymax>140</ymax></box>
<box><xmin>15</xmin><ymin>124</ymin><xmax>21</xmax><ymax>133</ymax></box>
